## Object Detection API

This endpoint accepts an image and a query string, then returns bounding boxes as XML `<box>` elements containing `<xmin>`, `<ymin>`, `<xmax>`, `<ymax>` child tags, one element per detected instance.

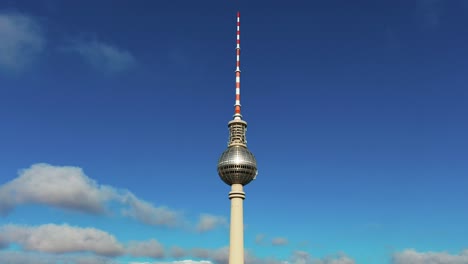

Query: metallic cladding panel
<box><xmin>217</xmin><ymin>145</ymin><xmax>258</xmax><ymax>185</ymax></box>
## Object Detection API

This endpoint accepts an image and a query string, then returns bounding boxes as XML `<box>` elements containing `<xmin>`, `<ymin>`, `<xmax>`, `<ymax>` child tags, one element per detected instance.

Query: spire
<box><xmin>234</xmin><ymin>11</ymin><xmax>242</xmax><ymax>120</ymax></box>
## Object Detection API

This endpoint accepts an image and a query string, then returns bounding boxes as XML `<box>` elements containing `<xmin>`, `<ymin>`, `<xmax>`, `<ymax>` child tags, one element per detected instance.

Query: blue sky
<box><xmin>0</xmin><ymin>1</ymin><xmax>467</xmax><ymax>263</ymax></box>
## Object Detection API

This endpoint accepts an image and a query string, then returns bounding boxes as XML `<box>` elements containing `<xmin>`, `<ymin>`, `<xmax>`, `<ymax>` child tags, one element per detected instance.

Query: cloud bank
<box><xmin>127</xmin><ymin>239</ymin><xmax>165</xmax><ymax>259</ymax></box>
<box><xmin>0</xmin><ymin>223</ymin><xmax>169</xmax><ymax>260</ymax></box>
<box><xmin>0</xmin><ymin>12</ymin><xmax>44</xmax><ymax>71</ymax></box>
<box><xmin>0</xmin><ymin>163</ymin><xmax>180</xmax><ymax>227</ymax></box>
<box><xmin>0</xmin><ymin>163</ymin><xmax>226</xmax><ymax>232</ymax></box>
<box><xmin>190</xmin><ymin>248</ymin><xmax>354</xmax><ymax>264</ymax></box>
<box><xmin>288</xmin><ymin>251</ymin><xmax>354</xmax><ymax>264</ymax></box>
<box><xmin>393</xmin><ymin>249</ymin><xmax>468</xmax><ymax>264</ymax></box>
<box><xmin>0</xmin><ymin>224</ymin><xmax>124</xmax><ymax>256</ymax></box>
<box><xmin>0</xmin><ymin>223</ymin><xmax>358</xmax><ymax>264</ymax></box>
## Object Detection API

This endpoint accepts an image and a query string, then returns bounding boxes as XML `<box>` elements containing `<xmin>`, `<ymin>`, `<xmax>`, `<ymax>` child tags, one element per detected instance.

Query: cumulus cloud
<box><xmin>0</xmin><ymin>224</ymin><xmax>124</xmax><ymax>256</ymax></box>
<box><xmin>0</xmin><ymin>223</ymin><xmax>178</xmax><ymax>261</ymax></box>
<box><xmin>0</xmin><ymin>163</ymin><xmax>181</xmax><ymax>227</ymax></box>
<box><xmin>196</xmin><ymin>214</ymin><xmax>227</xmax><ymax>232</ymax></box>
<box><xmin>65</xmin><ymin>39</ymin><xmax>136</xmax><ymax>73</ymax></box>
<box><xmin>191</xmin><ymin>247</ymin><xmax>233</xmax><ymax>264</ymax></box>
<box><xmin>271</xmin><ymin>237</ymin><xmax>288</xmax><ymax>246</ymax></box>
<box><xmin>121</xmin><ymin>192</ymin><xmax>181</xmax><ymax>227</ymax></box>
<box><xmin>393</xmin><ymin>249</ymin><xmax>468</xmax><ymax>264</ymax></box>
<box><xmin>191</xmin><ymin>248</ymin><xmax>212</xmax><ymax>259</ymax></box>
<box><xmin>200</xmin><ymin>247</ymin><xmax>230</xmax><ymax>264</ymax></box>
<box><xmin>0</xmin><ymin>163</ymin><xmax>116</xmax><ymax>215</ymax></box>
<box><xmin>192</xmin><ymin>247</ymin><xmax>263</xmax><ymax>264</ymax></box>
<box><xmin>0</xmin><ymin>12</ymin><xmax>45</xmax><ymax>71</ymax></box>
<box><xmin>127</xmin><ymin>239</ymin><xmax>165</xmax><ymax>259</ymax></box>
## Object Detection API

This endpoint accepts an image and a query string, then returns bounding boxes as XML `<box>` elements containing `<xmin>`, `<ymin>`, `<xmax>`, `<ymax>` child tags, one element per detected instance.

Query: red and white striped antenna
<box><xmin>234</xmin><ymin>11</ymin><xmax>242</xmax><ymax>120</ymax></box>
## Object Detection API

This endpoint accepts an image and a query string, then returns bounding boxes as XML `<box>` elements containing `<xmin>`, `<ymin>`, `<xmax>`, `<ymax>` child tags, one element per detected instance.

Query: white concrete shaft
<box><xmin>229</xmin><ymin>183</ymin><xmax>246</xmax><ymax>264</ymax></box>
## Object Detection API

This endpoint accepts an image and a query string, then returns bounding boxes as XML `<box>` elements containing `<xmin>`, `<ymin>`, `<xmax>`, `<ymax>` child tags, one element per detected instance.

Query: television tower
<box><xmin>217</xmin><ymin>11</ymin><xmax>258</xmax><ymax>264</ymax></box>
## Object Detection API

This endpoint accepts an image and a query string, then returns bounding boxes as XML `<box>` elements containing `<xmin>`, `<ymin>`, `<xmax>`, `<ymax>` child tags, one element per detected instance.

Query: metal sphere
<box><xmin>218</xmin><ymin>145</ymin><xmax>258</xmax><ymax>186</ymax></box>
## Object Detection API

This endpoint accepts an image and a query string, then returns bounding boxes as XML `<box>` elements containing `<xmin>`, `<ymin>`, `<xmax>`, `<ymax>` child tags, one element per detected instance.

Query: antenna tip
<box><xmin>237</xmin><ymin>11</ymin><xmax>240</xmax><ymax>17</ymax></box>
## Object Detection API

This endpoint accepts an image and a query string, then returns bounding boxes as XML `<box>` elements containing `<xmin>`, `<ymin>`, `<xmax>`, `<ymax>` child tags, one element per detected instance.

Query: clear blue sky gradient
<box><xmin>0</xmin><ymin>1</ymin><xmax>467</xmax><ymax>264</ymax></box>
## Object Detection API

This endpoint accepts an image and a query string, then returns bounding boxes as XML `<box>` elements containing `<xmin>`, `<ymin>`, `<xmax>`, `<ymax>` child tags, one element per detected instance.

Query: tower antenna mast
<box><xmin>234</xmin><ymin>11</ymin><xmax>242</xmax><ymax>120</ymax></box>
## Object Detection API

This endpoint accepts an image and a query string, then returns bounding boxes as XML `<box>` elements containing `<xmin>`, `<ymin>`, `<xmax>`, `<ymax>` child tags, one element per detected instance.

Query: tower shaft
<box><xmin>229</xmin><ymin>184</ymin><xmax>245</xmax><ymax>264</ymax></box>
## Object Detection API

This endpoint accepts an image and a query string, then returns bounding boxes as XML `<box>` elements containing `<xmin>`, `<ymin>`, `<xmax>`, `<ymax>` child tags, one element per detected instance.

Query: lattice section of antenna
<box><xmin>228</xmin><ymin>120</ymin><xmax>247</xmax><ymax>147</ymax></box>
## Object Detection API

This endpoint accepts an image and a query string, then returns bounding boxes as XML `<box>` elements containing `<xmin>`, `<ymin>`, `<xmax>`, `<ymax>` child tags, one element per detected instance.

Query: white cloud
<box><xmin>0</xmin><ymin>12</ymin><xmax>44</xmax><ymax>71</ymax></box>
<box><xmin>0</xmin><ymin>12</ymin><xmax>135</xmax><ymax>73</ymax></box>
<box><xmin>191</xmin><ymin>248</ymin><xmax>212</xmax><ymax>259</ymax></box>
<box><xmin>271</xmin><ymin>237</ymin><xmax>288</xmax><ymax>246</ymax></box>
<box><xmin>267</xmin><ymin>251</ymin><xmax>355</xmax><ymax>264</ymax></box>
<box><xmin>127</xmin><ymin>239</ymin><xmax>165</xmax><ymax>259</ymax></box>
<box><xmin>191</xmin><ymin>247</ymin><xmax>257</xmax><ymax>264</ymax></box>
<box><xmin>196</xmin><ymin>214</ymin><xmax>227</xmax><ymax>232</ymax></box>
<box><xmin>0</xmin><ymin>163</ymin><xmax>181</xmax><ymax>227</ymax></box>
<box><xmin>121</xmin><ymin>192</ymin><xmax>181</xmax><ymax>227</ymax></box>
<box><xmin>209</xmin><ymin>247</ymin><xmax>230</xmax><ymax>264</ymax></box>
<box><xmin>0</xmin><ymin>251</ymin><xmax>50</xmax><ymax>264</ymax></box>
<box><xmin>0</xmin><ymin>224</ymin><xmax>124</xmax><ymax>256</ymax></box>
<box><xmin>191</xmin><ymin>247</ymin><xmax>229</xmax><ymax>264</ymax></box>
<box><xmin>289</xmin><ymin>251</ymin><xmax>310</xmax><ymax>264</ymax></box>
<box><xmin>393</xmin><ymin>249</ymin><xmax>468</xmax><ymax>264</ymax></box>
<box><xmin>66</xmin><ymin>39</ymin><xmax>136</xmax><ymax>73</ymax></box>
<box><xmin>0</xmin><ymin>163</ymin><xmax>115</xmax><ymax>215</ymax></box>
<box><xmin>0</xmin><ymin>223</ymin><xmax>175</xmax><ymax>261</ymax></box>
